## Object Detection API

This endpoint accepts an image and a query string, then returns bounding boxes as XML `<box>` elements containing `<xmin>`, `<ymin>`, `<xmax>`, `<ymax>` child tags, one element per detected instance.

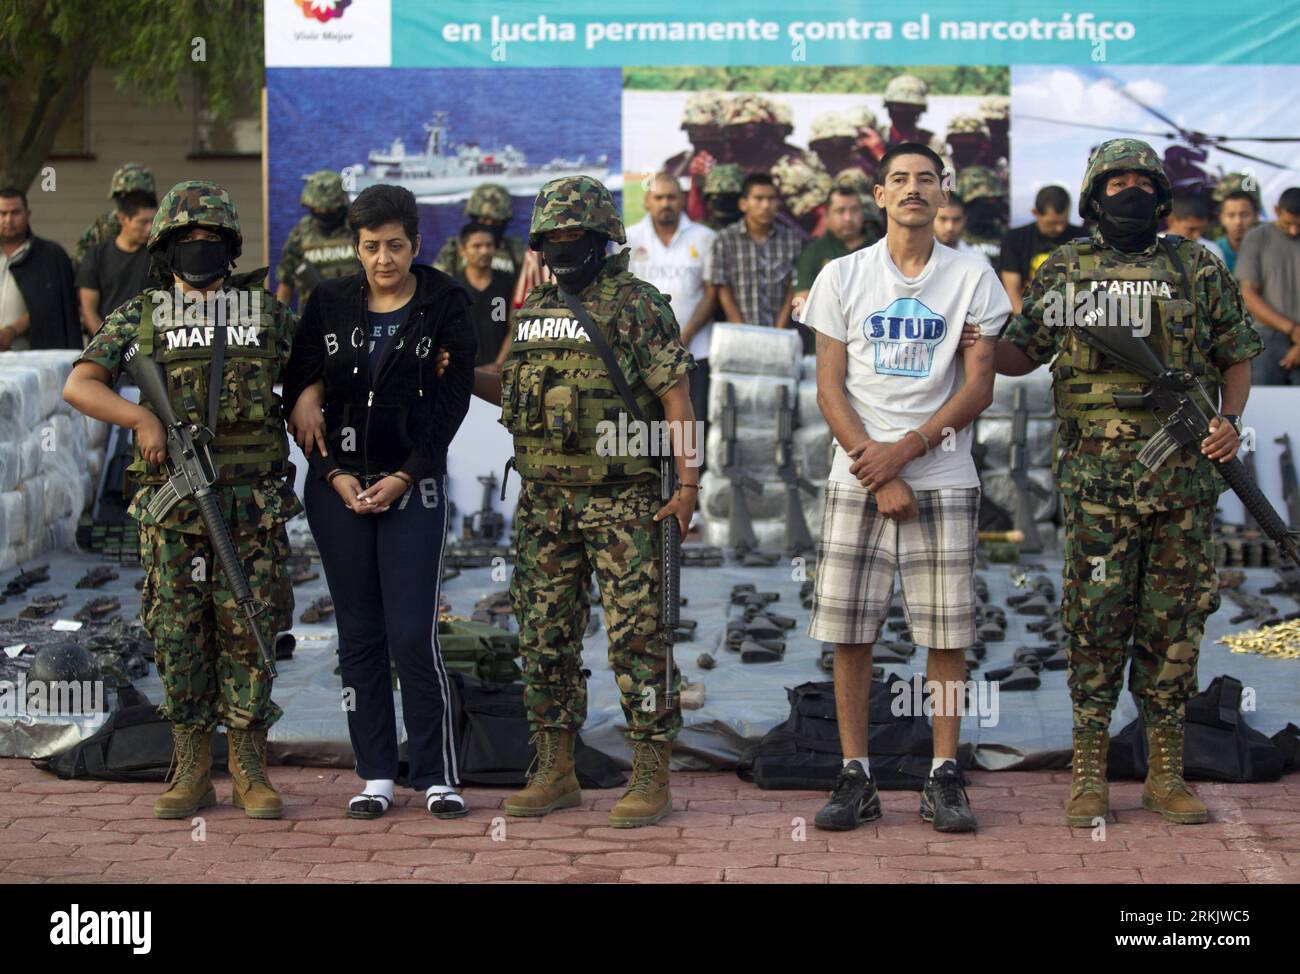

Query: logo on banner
<box><xmin>864</xmin><ymin>298</ymin><xmax>946</xmax><ymax>377</ymax></box>
<box><xmin>296</xmin><ymin>0</ymin><xmax>351</xmax><ymax>23</ymax></box>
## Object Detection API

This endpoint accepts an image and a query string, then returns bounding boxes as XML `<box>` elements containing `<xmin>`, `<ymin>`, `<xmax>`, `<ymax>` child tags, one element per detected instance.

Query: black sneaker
<box><xmin>920</xmin><ymin>761</ymin><xmax>976</xmax><ymax>833</ymax></box>
<box><xmin>813</xmin><ymin>761</ymin><xmax>882</xmax><ymax>831</ymax></box>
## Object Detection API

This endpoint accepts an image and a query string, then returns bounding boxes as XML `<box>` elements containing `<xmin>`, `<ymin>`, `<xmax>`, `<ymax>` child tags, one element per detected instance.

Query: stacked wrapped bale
<box><xmin>0</xmin><ymin>351</ymin><xmax>98</xmax><ymax>570</ymax></box>
<box><xmin>974</xmin><ymin>369</ymin><xmax>1059</xmax><ymax>548</ymax></box>
<box><xmin>700</xmin><ymin>325</ymin><xmax>827</xmax><ymax>551</ymax></box>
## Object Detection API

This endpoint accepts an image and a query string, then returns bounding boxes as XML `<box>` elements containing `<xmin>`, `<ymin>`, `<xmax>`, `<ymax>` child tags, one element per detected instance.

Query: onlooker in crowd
<box><xmin>1214</xmin><ymin>190</ymin><xmax>1261</xmax><ymax>273</ymax></box>
<box><xmin>1164</xmin><ymin>195</ymin><xmax>1225</xmax><ymax>263</ymax></box>
<box><xmin>457</xmin><ymin>222</ymin><xmax>516</xmax><ymax>367</ymax></box>
<box><xmin>793</xmin><ymin>185</ymin><xmax>876</xmax><ymax>353</ymax></box>
<box><xmin>933</xmin><ymin>196</ymin><xmax>984</xmax><ymax>258</ymax></box>
<box><xmin>711</xmin><ymin>173</ymin><xmax>800</xmax><ymax>330</ymax></box>
<box><xmin>76</xmin><ymin>190</ymin><xmax>157</xmax><ymax>336</ymax></box>
<box><xmin>0</xmin><ymin>187</ymin><xmax>80</xmax><ymax>351</ymax></box>
<box><xmin>997</xmin><ymin>185</ymin><xmax>1084</xmax><ymax>313</ymax></box>
<box><xmin>73</xmin><ymin>162</ymin><xmax>155</xmax><ymax>266</ymax></box>
<box><xmin>1236</xmin><ymin>187</ymin><xmax>1300</xmax><ymax>385</ymax></box>
<box><xmin>625</xmin><ymin>172</ymin><xmax>717</xmax><ymax>439</ymax></box>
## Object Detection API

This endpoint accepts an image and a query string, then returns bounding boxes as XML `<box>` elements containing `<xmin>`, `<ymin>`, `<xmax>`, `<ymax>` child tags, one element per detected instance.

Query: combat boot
<box><xmin>228</xmin><ymin>727</ymin><xmax>283</xmax><ymax>820</ymax></box>
<box><xmin>503</xmin><ymin>729</ymin><xmax>582</xmax><ymax>817</ymax></box>
<box><xmin>153</xmin><ymin>724</ymin><xmax>216</xmax><ymax>819</ymax></box>
<box><xmin>1142</xmin><ymin>723</ymin><xmax>1208</xmax><ymax>824</ymax></box>
<box><xmin>1065</xmin><ymin>727</ymin><xmax>1109</xmax><ymax>827</ymax></box>
<box><xmin>609</xmin><ymin>740</ymin><xmax>672</xmax><ymax>828</ymax></box>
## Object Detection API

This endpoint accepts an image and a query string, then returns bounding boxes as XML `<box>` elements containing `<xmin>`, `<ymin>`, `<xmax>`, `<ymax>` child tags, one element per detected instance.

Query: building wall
<box><xmin>28</xmin><ymin>67</ymin><xmax>265</xmax><ymax>268</ymax></box>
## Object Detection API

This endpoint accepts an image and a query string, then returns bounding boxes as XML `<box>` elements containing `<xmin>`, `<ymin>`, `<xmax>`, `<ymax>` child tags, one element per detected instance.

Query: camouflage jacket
<box><xmin>78</xmin><ymin>274</ymin><xmax>302</xmax><ymax>535</ymax></box>
<box><xmin>1001</xmin><ymin>229</ymin><xmax>1262</xmax><ymax>512</ymax></box>
<box><xmin>432</xmin><ymin>234</ymin><xmax>527</xmax><ymax>280</ymax></box>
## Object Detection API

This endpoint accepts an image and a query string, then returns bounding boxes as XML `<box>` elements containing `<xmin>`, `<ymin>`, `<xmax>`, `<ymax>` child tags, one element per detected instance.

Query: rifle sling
<box><xmin>557</xmin><ymin>288</ymin><xmax>649</xmax><ymax>428</ymax></box>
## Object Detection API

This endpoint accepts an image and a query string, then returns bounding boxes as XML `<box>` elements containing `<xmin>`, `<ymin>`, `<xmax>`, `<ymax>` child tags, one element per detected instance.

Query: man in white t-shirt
<box><xmin>624</xmin><ymin>172</ymin><xmax>717</xmax><ymax>436</ymax></box>
<box><xmin>801</xmin><ymin>142</ymin><xmax>1007</xmax><ymax>834</ymax></box>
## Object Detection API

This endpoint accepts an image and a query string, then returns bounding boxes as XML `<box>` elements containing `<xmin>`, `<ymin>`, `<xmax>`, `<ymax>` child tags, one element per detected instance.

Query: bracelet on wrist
<box><xmin>905</xmin><ymin>428</ymin><xmax>931</xmax><ymax>452</ymax></box>
<box><xmin>678</xmin><ymin>483</ymin><xmax>700</xmax><ymax>491</ymax></box>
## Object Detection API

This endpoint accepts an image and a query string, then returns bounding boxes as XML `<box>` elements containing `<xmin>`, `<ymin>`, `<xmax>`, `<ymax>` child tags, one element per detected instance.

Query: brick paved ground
<box><xmin>1</xmin><ymin>760</ymin><xmax>1297</xmax><ymax>884</ymax></box>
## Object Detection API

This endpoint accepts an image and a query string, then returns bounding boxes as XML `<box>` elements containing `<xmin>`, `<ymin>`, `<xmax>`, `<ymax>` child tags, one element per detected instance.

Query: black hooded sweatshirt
<box><xmin>281</xmin><ymin>263</ymin><xmax>477</xmax><ymax>484</ymax></box>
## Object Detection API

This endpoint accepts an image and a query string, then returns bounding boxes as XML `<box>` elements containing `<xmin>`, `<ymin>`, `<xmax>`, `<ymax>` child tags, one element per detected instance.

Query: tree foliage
<box><xmin>0</xmin><ymin>0</ymin><xmax>264</xmax><ymax>188</ymax></box>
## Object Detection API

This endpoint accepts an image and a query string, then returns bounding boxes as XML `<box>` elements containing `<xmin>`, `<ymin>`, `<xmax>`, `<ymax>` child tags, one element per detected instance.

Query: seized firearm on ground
<box><xmin>720</xmin><ymin>382</ymin><xmax>760</xmax><ymax>554</ymax></box>
<box><xmin>1279</xmin><ymin>433</ymin><xmax>1300</xmax><ymax>531</ymax></box>
<box><xmin>1072</xmin><ymin>322</ymin><xmax>1300</xmax><ymax>571</ymax></box>
<box><xmin>775</xmin><ymin>385</ymin><xmax>816</xmax><ymax>558</ymax></box>
<box><xmin>463</xmin><ymin>472</ymin><xmax>505</xmax><ymax>542</ymax></box>
<box><xmin>121</xmin><ymin>337</ymin><xmax>278</xmax><ymax>677</ymax></box>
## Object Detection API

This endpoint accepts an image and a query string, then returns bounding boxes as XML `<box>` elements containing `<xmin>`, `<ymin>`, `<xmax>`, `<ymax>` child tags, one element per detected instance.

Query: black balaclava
<box><xmin>314</xmin><ymin>207</ymin><xmax>347</xmax><ymax>232</ymax></box>
<box><xmin>1093</xmin><ymin>186</ymin><xmax>1160</xmax><ymax>252</ymax></box>
<box><xmin>543</xmin><ymin>230</ymin><xmax>606</xmax><ymax>293</ymax></box>
<box><xmin>165</xmin><ymin>234</ymin><xmax>232</xmax><ymax>288</ymax></box>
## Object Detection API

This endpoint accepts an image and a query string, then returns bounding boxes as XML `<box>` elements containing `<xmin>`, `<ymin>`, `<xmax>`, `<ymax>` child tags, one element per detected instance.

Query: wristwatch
<box><xmin>1221</xmin><ymin>414</ymin><xmax>1243</xmax><ymax>435</ymax></box>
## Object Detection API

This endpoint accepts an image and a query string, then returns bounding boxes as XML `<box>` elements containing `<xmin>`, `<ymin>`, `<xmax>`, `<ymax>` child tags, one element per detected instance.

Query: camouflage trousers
<box><xmin>139</xmin><ymin>521</ymin><xmax>292</xmax><ymax>731</ymax></box>
<box><xmin>510</xmin><ymin>478</ymin><xmax>681</xmax><ymax>743</ymax></box>
<box><xmin>1061</xmin><ymin>495</ymin><xmax>1219</xmax><ymax>732</ymax></box>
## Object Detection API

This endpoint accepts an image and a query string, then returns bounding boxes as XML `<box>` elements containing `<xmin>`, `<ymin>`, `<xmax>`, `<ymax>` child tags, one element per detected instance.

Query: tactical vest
<box><xmin>296</xmin><ymin>218</ymin><xmax>361</xmax><ymax>300</ymax></box>
<box><xmin>502</xmin><ymin>269</ymin><xmax>663</xmax><ymax>485</ymax></box>
<box><xmin>1052</xmin><ymin>237</ymin><xmax>1220</xmax><ymax>440</ymax></box>
<box><xmin>128</xmin><ymin>280</ymin><xmax>289</xmax><ymax>486</ymax></box>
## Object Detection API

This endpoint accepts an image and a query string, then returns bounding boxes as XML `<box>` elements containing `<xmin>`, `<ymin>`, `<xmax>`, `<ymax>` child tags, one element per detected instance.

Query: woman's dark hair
<box><xmin>348</xmin><ymin>184</ymin><xmax>420</xmax><ymax>245</ymax></box>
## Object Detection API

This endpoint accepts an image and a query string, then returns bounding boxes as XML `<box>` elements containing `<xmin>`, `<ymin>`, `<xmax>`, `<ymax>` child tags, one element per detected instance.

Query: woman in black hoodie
<box><xmin>282</xmin><ymin>185</ymin><xmax>476</xmax><ymax>819</ymax></box>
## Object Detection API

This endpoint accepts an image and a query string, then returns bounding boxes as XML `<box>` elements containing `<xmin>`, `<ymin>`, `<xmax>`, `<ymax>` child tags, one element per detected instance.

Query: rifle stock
<box><xmin>721</xmin><ymin>382</ymin><xmax>759</xmax><ymax>553</ymax></box>
<box><xmin>775</xmin><ymin>385</ymin><xmax>816</xmax><ymax>557</ymax></box>
<box><xmin>1008</xmin><ymin>386</ymin><xmax>1043</xmax><ymax>553</ymax></box>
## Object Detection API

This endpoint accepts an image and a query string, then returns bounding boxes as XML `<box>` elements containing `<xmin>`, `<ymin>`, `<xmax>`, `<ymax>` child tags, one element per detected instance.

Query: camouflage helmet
<box><xmin>704</xmin><ymin>163</ymin><xmax>746</xmax><ymax>197</ymax></box>
<box><xmin>947</xmin><ymin>113</ymin><xmax>990</xmax><ymax>139</ymax></box>
<box><xmin>771</xmin><ymin>99</ymin><xmax>794</xmax><ymax>131</ymax></box>
<box><xmin>1078</xmin><ymin>138</ymin><xmax>1172</xmax><ymax>219</ymax></box>
<box><xmin>833</xmin><ymin>167</ymin><xmax>873</xmax><ymax>198</ymax></box>
<box><xmin>465</xmin><ymin>182</ymin><xmax>513</xmax><ymax>222</ymax></box>
<box><xmin>884</xmin><ymin>74</ymin><xmax>928</xmax><ymax>108</ymax></box>
<box><xmin>109</xmin><ymin>162</ymin><xmax>155</xmax><ymax>199</ymax></box>
<box><xmin>148</xmin><ymin>180</ymin><xmax>243</xmax><ymax>257</ymax></box>
<box><xmin>300</xmin><ymin>170</ymin><xmax>349</xmax><ymax>211</ymax></box>
<box><xmin>809</xmin><ymin>111</ymin><xmax>859</xmax><ymax>142</ymax></box>
<box><xmin>528</xmin><ymin>175</ymin><xmax>625</xmax><ymax>249</ymax></box>
<box><xmin>977</xmin><ymin>95</ymin><xmax>1011</xmax><ymax>121</ymax></box>
<box><xmin>1213</xmin><ymin>171</ymin><xmax>1262</xmax><ymax>209</ymax></box>
<box><xmin>680</xmin><ymin>91</ymin><xmax>727</xmax><ymax>129</ymax></box>
<box><xmin>723</xmin><ymin>93</ymin><xmax>779</xmax><ymax>127</ymax></box>
<box><xmin>844</xmin><ymin>105</ymin><xmax>880</xmax><ymax>136</ymax></box>
<box><xmin>955</xmin><ymin>166</ymin><xmax>1006</xmax><ymax>205</ymax></box>
<box><xmin>771</xmin><ymin>152</ymin><xmax>833</xmax><ymax>218</ymax></box>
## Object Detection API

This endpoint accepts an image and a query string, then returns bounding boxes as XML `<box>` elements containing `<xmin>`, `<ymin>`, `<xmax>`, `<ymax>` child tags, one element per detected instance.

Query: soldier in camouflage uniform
<box><xmin>808</xmin><ymin>111</ymin><xmax>874</xmax><ymax>191</ymax></box>
<box><xmin>64</xmin><ymin>180</ymin><xmax>299</xmax><ymax>821</ymax></box>
<box><xmin>275</xmin><ymin>170</ymin><xmax>362</xmax><ymax>310</ymax></box>
<box><xmin>701</xmin><ymin>163</ymin><xmax>745</xmax><ymax>231</ymax></box>
<box><xmin>74</xmin><ymin>163</ymin><xmax>156</xmax><ymax>267</ymax></box>
<box><xmin>882</xmin><ymin>76</ymin><xmax>947</xmax><ymax>157</ymax></box>
<box><xmin>993</xmin><ymin>140</ymin><xmax>1260</xmax><ymax>827</ymax></box>
<box><xmin>955</xmin><ymin>166</ymin><xmax>1009</xmax><ymax>266</ymax></box>
<box><xmin>431</xmin><ymin>183</ymin><xmax>527</xmax><ymax>280</ymax></box>
<box><xmin>945</xmin><ymin>113</ymin><xmax>993</xmax><ymax>171</ymax></box>
<box><xmin>722</xmin><ymin>93</ymin><xmax>806</xmax><ymax>177</ymax></box>
<box><xmin>771</xmin><ymin>150</ymin><xmax>833</xmax><ymax>238</ymax></box>
<box><xmin>495</xmin><ymin>175</ymin><xmax>697</xmax><ymax>828</ymax></box>
<box><xmin>977</xmin><ymin>95</ymin><xmax>1011</xmax><ymax>168</ymax></box>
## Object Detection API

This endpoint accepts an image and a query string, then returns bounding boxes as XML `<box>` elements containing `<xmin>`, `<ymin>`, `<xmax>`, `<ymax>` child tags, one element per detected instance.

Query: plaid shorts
<box><xmin>808</xmin><ymin>481</ymin><xmax>980</xmax><ymax>649</ymax></box>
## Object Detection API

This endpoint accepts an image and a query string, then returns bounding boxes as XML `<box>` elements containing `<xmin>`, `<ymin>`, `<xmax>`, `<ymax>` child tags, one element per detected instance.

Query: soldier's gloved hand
<box><xmin>958</xmin><ymin>320</ymin><xmax>980</xmax><ymax>349</ymax></box>
<box><xmin>1201</xmin><ymin>416</ymin><xmax>1240</xmax><ymax>464</ymax></box>
<box><xmin>330</xmin><ymin>473</ymin><xmax>366</xmax><ymax>513</ymax></box>
<box><xmin>288</xmin><ymin>382</ymin><xmax>327</xmax><ymax>458</ymax></box>
<box><xmin>654</xmin><ymin>486</ymin><xmax>696</xmax><ymax>541</ymax></box>
<box><xmin>434</xmin><ymin>347</ymin><xmax>450</xmax><ymax>379</ymax></box>
<box><xmin>133</xmin><ymin>409</ymin><xmax>166</xmax><ymax>466</ymax></box>
<box><xmin>356</xmin><ymin>474</ymin><xmax>410</xmax><ymax>513</ymax></box>
<box><xmin>873</xmin><ymin>478</ymin><xmax>918</xmax><ymax>522</ymax></box>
